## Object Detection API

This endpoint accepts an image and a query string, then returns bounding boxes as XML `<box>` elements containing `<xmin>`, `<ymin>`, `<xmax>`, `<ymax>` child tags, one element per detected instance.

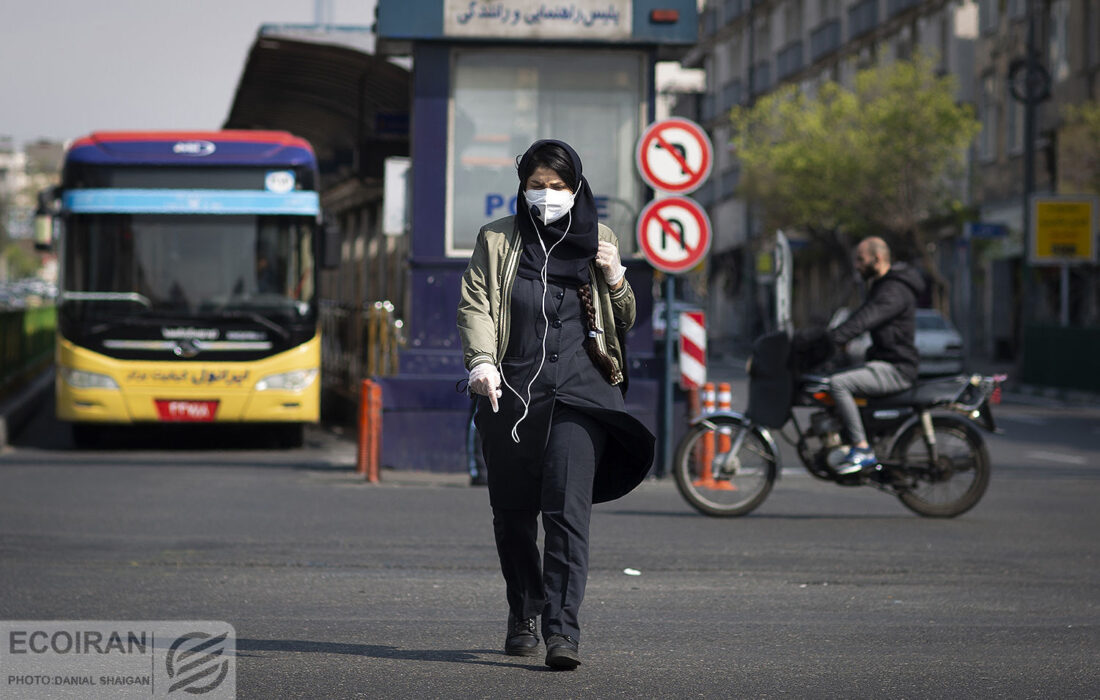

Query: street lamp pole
<box><xmin>1021</xmin><ymin>0</ymin><xmax>1037</xmax><ymax>341</ymax></box>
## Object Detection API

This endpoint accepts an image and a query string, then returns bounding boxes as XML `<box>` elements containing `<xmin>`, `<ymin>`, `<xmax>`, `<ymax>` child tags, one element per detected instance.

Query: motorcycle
<box><xmin>673</xmin><ymin>330</ymin><xmax>1005</xmax><ymax>518</ymax></box>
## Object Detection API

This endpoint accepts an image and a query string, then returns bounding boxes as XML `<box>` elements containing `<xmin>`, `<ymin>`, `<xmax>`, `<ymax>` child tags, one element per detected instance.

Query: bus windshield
<box><xmin>62</xmin><ymin>214</ymin><xmax>315</xmax><ymax>322</ymax></box>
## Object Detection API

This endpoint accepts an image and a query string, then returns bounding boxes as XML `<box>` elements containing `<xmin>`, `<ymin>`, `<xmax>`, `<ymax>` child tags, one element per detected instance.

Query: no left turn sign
<box><xmin>636</xmin><ymin>196</ymin><xmax>712</xmax><ymax>274</ymax></box>
<box><xmin>636</xmin><ymin>118</ymin><xmax>713</xmax><ymax>194</ymax></box>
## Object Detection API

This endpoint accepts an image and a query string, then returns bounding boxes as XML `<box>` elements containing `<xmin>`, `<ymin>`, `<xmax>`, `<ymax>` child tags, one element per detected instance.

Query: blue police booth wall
<box><xmin>376</xmin><ymin>0</ymin><xmax>697</xmax><ymax>473</ymax></box>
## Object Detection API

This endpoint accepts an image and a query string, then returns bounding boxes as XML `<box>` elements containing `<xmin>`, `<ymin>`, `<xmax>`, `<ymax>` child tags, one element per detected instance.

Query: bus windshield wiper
<box><xmin>208</xmin><ymin>310</ymin><xmax>291</xmax><ymax>340</ymax></box>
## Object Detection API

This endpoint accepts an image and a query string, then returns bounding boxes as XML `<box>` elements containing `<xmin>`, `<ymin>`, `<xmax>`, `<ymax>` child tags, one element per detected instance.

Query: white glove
<box><xmin>596</xmin><ymin>240</ymin><xmax>626</xmax><ymax>287</ymax></box>
<box><xmin>468</xmin><ymin>363</ymin><xmax>502</xmax><ymax>413</ymax></box>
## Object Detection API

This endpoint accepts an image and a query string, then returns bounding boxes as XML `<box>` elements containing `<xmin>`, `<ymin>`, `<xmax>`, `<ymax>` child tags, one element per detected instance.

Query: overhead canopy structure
<box><xmin>224</xmin><ymin>31</ymin><xmax>410</xmax><ymax>185</ymax></box>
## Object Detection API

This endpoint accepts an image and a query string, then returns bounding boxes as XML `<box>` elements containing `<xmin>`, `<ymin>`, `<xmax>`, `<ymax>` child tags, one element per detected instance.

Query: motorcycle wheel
<box><xmin>673</xmin><ymin>417</ymin><xmax>778</xmax><ymax>517</ymax></box>
<box><xmin>890</xmin><ymin>416</ymin><xmax>990</xmax><ymax>518</ymax></box>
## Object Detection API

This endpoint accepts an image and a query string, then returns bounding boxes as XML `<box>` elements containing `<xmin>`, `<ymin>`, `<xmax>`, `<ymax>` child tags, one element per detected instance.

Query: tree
<box><xmin>729</xmin><ymin>55</ymin><xmax>980</xmax><ymax>312</ymax></box>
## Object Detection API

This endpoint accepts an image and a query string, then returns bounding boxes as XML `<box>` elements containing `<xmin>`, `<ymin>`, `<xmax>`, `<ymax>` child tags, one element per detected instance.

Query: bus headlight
<box><xmin>255</xmin><ymin>368</ymin><xmax>318</xmax><ymax>392</ymax></box>
<box><xmin>59</xmin><ymin>367</ymin><xmax>120</xmax><ymax>390</ymax></box>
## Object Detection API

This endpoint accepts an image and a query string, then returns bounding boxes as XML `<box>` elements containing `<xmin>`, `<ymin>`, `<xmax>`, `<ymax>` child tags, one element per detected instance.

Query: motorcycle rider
<box><xmin>827</xmin><ymin>236</ymin><xmax>926</xmax><ymax>475</ymax></box>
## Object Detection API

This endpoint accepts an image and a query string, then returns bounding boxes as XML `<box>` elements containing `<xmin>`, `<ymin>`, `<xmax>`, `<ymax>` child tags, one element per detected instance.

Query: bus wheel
<box><xmin>70</xmin><ymin>424</ymin><xmax>102</xmax><ymax>449</ymax></box>
<box><xmin>276</xmin><ymin>423</ymin><xmax>305</xmax><ymax>449</ymax></box>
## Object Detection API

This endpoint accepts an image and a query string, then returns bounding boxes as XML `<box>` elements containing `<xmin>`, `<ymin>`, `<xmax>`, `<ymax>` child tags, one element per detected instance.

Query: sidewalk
<box><xmin>710</xmin><ymin>351</ymin><xmax>1100</xmax><ymax>409</ymax></box>
<box><xmin>968</xmin><ymin>358</ymin><xmax>1100</xmax><ymax>408</ymax></box>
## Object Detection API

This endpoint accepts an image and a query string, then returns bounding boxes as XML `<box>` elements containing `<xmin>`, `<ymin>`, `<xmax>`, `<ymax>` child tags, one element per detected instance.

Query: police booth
<box><xmin>375</xmin><ymin>0</ymin><xmax>697</xmax><ymax>471</ymax></box>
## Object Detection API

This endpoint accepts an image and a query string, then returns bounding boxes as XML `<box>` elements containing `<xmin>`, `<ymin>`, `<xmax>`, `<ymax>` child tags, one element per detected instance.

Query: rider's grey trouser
<box><xmin>829</xmin><ymin>361</ymin><xmax>912</xmax><ymax>446</ymax></box>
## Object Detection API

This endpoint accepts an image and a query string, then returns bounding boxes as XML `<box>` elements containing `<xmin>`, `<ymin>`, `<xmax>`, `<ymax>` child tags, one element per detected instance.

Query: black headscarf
<box><xmin>515</xmin><ymin>139</ymin><xmax>599</xmax><ymax>287</ymax></box>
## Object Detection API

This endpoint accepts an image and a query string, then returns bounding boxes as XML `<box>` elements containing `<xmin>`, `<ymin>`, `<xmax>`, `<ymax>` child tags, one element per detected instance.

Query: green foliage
<box><xmin>3</xmin><ymin>245</ymin><xmax>40</xmax><ymax>279</ymax></box>
<box><xmin>730</xmin><ymin>55</ymin><xmax>980</xmax><ymax>257</ymax></box>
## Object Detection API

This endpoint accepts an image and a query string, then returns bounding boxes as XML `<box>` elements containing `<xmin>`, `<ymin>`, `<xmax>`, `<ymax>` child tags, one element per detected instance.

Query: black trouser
<box><xmin>491</xmin><ymin>405</ymin><xmax>606</xmax><ymax>642</ymax></box>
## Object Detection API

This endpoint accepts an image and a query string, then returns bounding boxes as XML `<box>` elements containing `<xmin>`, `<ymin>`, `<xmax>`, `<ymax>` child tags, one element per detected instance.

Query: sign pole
<box><xmin>635</xmin><ymin>117</ymin><xmax>713</xmax><ymax>480</ymax></box>
<box><xmin>1060</xmin><ymin>264</ymin><xmax>1069</xmax><ymax>327</ymax></box>
<box><xmin>662</xmin><ymin>274</ymin><xmax>675</xmax><ymax>477</ymax></box>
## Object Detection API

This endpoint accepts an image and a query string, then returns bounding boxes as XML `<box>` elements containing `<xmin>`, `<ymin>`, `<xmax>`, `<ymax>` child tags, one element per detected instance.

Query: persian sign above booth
<box><xmin>443</xmin><ymin>0</ymin><xmax>633</xmax><ymax>39</ymax></box>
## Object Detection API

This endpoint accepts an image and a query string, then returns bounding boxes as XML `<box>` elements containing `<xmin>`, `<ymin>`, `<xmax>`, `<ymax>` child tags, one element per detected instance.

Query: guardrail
<box><xmin>0</xmin><ymin>305</ymin><xmax>56</xmax><ymax>397</ymax></box>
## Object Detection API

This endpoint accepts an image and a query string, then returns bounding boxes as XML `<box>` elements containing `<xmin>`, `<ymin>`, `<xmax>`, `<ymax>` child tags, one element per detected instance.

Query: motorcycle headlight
<box><xmin>59</xmin><ymin>367</ymin><xmax>120</xmax><ymax>390</ymax></box>
<box><xmin>255</xmin><ymin>368</ymin><xmax>318</xmax><ymax>392</ymax></box>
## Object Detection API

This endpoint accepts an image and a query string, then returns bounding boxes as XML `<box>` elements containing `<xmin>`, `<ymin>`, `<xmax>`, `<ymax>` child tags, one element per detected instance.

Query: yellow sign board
<box><xmin>1030</xmin><ymin>195</ymin><xmax>1097</xmax><ymax>264</ymax></box>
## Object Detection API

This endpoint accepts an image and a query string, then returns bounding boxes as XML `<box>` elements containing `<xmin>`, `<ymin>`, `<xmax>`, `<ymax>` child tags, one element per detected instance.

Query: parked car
<box><xmin>832</xmin><ymin>308</ymin><xmax>964</xmax><ymax>376</ymax></box>
<box><xmin>913</xmin><ymin>308</ymin><xmax>965</xmax><ymax>375</ymax></box>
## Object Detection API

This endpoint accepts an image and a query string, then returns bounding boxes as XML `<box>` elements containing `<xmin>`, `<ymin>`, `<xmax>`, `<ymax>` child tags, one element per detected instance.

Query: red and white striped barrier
<box><xmin>679</xmin><ymin>311</ymin><xmax>706</xmax><ymax>389</ymax></box>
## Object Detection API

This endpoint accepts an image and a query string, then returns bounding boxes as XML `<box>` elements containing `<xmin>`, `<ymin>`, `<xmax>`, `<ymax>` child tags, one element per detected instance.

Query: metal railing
<box><xmin>0</xmin><ymin>306</ymin><xmax>56</xmax><ymax>395</ymax></box>
<box><xmin>319</xmin><ymin>300</ymin><xmax>405</xmax><ymax>394</ymax></box>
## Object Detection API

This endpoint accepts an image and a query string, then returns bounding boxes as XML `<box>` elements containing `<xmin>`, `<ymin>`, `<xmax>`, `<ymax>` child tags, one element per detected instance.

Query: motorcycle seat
<box><xmin>798</xmin><ymin>373</ymin><xmax>971</xmax><ymax>409</ymax></box>
<box><xmin>864</xmin><ymin>376</ymin><xmax>970</xmax><ymax>409</ymax></box>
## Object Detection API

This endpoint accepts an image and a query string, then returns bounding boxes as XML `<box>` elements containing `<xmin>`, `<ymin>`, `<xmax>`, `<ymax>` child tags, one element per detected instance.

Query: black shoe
<box><xmin>504</xmin><ymin>614</ymin><xmax>539</xmax><ymax>656</ymax></box>
<box><xmin>544</xmin><ymin>634</ymin><xmax>580</xmax><ymax>669</ymax></box>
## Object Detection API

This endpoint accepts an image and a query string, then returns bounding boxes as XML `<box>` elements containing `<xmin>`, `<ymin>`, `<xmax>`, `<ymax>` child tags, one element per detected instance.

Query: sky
<box><xmin>1</xmin><ymin>0</ymin><xmax>376</xmax><ymax>149</ymax></box>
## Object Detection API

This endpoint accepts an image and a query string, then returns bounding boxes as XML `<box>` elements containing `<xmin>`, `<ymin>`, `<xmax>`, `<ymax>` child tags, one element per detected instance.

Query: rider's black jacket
<box><xmin>829</xmin><ymin>262</ymin><xmax>926</xmax><ymax>383</ymax></box>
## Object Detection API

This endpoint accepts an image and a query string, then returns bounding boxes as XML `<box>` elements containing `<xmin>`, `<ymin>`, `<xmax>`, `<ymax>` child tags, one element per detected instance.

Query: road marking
<box><xmin>1024</xmin><ymin>450</ymin><xmax>1088</xmax><ymax>466</ymax></box>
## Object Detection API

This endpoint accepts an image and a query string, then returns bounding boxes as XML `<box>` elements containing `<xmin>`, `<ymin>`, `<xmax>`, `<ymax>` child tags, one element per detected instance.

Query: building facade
<box><xmin>970</xmin><ymin>0</ymin><xmax>1100</xmax><ymax>358</ymax></box>
<box><xmin>674</xmin><ymin>0</ymin><xmax>977</xmax><ymax>354</ymax></box>
<box><xmin>673</xmin><ymin>0</ymin><xmax>1099</xmax><ymax>362</ymax></box>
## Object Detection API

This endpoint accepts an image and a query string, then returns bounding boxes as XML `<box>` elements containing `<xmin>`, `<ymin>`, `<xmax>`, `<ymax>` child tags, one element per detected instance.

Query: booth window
<box><xmin>448</xmin><ymin>48</ymin><xmax>646</xmax><ymax>256</ymax></box>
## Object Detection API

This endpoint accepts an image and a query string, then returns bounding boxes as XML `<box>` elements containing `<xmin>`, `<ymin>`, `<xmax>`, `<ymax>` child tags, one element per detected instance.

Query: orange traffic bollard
<box><xmin>357</xmin><ymin>379</ymin><xmax>382</xmax><ymax>483</ymax></box>
<box><xmin>693</xmin><ymin>381</ymin><xmax>734</xmax><ymax>491</ymax></box>
<box><xmin>717</xmin><ymin>382</ymin><xmax>732</xmax><ymax>452</ymax></box>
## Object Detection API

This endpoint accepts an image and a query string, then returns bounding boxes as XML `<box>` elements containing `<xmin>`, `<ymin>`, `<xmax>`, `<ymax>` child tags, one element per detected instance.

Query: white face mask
<box><xmin>524</xmin><ymin>187</ymin><xmax>575</xmax><ymax>225</ymax></box>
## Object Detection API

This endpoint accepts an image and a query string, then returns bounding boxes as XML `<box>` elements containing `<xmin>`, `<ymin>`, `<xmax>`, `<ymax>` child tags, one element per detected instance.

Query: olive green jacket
<box><xmin>457</xmin><ymin>215</ymin><xmax>636</xmax><ymax>385</ymax></box>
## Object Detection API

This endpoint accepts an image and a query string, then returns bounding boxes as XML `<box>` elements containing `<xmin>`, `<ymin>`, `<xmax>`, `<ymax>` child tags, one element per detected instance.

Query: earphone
<box><xmin>498</xmin><ymin>196</ymin><xmax>574</xmax><ymax>443</ymax></box>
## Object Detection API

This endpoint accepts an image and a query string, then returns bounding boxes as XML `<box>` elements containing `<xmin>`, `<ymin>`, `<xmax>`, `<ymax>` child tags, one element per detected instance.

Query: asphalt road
<box><xmin>1</xmin><ymin>394</ymin><xmax>1098</xmax><ymax>699</ymax></box>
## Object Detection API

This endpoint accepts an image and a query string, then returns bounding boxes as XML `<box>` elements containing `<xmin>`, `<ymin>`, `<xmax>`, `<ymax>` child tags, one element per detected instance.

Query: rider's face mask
<box><xmin>524</xmin><ymin>187</ymin><xmax>575</xmax><ymax>225</ymax></box>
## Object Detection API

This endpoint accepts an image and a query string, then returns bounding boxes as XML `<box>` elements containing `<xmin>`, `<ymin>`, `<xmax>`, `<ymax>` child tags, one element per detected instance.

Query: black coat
<box><xmin>474</xmin><ymin>276</ymin><xmax>654</xmax><ymax>509</ymax></box>
<box><xmin>829</xmin><ymin>263</ymin><xmax>926</xmax><ymax>382</ymax></box>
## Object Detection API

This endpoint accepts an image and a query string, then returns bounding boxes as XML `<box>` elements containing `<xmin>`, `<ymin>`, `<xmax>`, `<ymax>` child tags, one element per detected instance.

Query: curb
<box><xmin>1001</xmin><ymin>383</ymin><xmax>1100</xmax><ymax>409</ymax></box>
<box><xmin>0</xmin><ymin>367</ymin><xmax>54</xmax><ymax>450</ymax></box>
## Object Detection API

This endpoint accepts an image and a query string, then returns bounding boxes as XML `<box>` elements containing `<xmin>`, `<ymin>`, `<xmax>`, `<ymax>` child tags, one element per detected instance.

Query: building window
<box><xmin>937</xmin><ymin>13</ymin><xmax>950</xmax><ymax>73</ymax></box>
<box><xmin>1048</xmin><ymin>0</ymin><xmax>1070</xmax><ymax>82</ymax></box>
<box><xmin>978</xmin><ymin>0</ymin><xmax>999</xmax><ymax>34</ymax></box>
<box><xmin>979</xmin><ymin>73</ymin><xmax>998</xmax><ymax>162</ymax></box>
<box><xmin>784</xmin><ymin>0</ymin><xmax>803</xmax><ymax>42</ymax></box>
<box><xmin>810</xmin><ymin>19</ymin><xmax>841</xmax><ymax>62</ymax></box>
<box><xmin>848</xmin><ymin>0</ymin><xmax>879</xmax><ymax>40</ymax></box>
<box><xmin>1006</xmin><ymin>0</ymin><xmax>1027</xmax><ymax>21</ymax></box>
<box><xmin>1005</xmin><ymin>80</ymin><xmax>1024</xmax><ymax>155</ymax></box>
<box><xmin>448</xmin><ymin>48</ymin><xmax>646</xmax><ymax>255</ymax></box>
<box><xmin>727</xmin><ymin>36</ymin><xmax>743</xmax><ymax>81</ymax></box>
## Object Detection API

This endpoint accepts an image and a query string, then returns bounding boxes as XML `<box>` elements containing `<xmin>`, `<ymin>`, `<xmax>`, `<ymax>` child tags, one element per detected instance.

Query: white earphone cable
<box><xmin>499</xmin><ymin>204</ymin><xmax>572</xmax><ymax>443</ymax></box>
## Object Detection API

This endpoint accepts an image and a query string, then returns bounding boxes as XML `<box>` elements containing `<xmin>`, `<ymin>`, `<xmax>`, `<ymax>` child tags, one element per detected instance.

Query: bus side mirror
<box><xmin>34</xmin><ymin>187</ymin><xmax>59</xmax><ymax>251</ymax></box>
<box><xmin>33</xmin><ymin>215</ymin><xmax>54</xmax><ymax>251</ymax></box>
<box><xmin>320</xmin><ymin>218</ymin><xmax>342</xmax><ymax>270</ymax></box>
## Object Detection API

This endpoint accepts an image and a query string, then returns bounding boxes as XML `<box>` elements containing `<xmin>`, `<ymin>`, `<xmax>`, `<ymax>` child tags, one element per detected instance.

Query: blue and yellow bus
<box><xmin>53</xmin><ymin>131</ymin><xmax>325</xmax><ymax>446</ymax></box>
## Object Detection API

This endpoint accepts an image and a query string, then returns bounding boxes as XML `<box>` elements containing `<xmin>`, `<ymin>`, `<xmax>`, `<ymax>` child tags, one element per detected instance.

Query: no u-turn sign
<box><xmin>636</xmin><ymin>196</ymin><xmax>712</xmax><ymax>274</ymax></box>
<box><xmin>635</xmin><ymin>118</ymin><xmax>713</xmax><ymax>195</ymax></box>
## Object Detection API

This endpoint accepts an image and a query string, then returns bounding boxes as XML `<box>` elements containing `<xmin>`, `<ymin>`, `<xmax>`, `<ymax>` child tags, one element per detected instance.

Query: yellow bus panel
<box><xmin>56</xmin><ymin>335</ymin><xmax>321</xmax><ymax>424</ymax></box>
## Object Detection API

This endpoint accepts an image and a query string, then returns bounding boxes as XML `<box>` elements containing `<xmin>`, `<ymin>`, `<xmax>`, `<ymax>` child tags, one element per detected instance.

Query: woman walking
<box><xmin>457</xmin><ymin>139</ymin><xmax>655</xmax><ymax>669</ymax></box>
